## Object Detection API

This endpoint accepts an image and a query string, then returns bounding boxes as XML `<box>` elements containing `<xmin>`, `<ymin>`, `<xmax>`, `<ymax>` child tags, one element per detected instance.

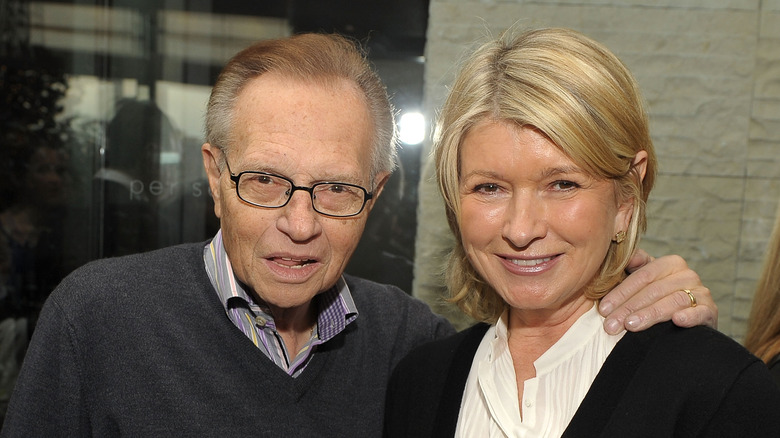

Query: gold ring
<box><xmin>683</xmin><ymin>289</ymin><xmax>697</xmax><ymax>308</ymax></box>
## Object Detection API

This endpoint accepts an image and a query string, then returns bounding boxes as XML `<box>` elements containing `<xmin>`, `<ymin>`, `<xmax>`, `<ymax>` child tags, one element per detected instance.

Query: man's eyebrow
<box><xmin>235</xmin><ymin>163</ymin><xmax>366</xmax><ymax>184</ymax></box>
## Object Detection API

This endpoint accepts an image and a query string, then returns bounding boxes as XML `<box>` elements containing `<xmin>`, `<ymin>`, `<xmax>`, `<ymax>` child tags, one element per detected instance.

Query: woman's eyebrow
<box><xmin>539</xmin><ymin>165</ymin><xmax>586</xmax><ymax>179</ymax></box>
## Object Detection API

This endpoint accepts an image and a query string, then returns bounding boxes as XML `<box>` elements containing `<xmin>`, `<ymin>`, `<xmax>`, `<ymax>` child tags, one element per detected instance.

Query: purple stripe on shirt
<box><xmin>203</xmin><ymin>230</ymin><xmax>359</xmax><ymax>377</ymax></box>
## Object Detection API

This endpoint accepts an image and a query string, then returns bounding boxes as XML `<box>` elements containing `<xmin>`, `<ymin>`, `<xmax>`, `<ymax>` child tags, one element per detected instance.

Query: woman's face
<box><xmin>458</xmin><ymin>119</ymin><xmax>633</xmax><ymax>323</ymax></box>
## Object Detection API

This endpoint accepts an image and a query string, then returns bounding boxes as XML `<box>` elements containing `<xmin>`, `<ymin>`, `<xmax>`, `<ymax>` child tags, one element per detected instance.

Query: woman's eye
<box><xmin>552</xmin><ymin>180</ymin><xmax>579</xmax><ymax>191</ymax></box>
<box><xmin>474</xmin><ymin>183</ymin><xmax>500</xmax><ymax>194</ymax></box>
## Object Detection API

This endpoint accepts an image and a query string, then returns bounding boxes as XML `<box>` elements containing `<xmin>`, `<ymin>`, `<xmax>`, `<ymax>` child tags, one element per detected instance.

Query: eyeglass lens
<box><xmin>236</xmin><ymin>172</ymin><xmax>368</xmax><ymax>216</ymax></box>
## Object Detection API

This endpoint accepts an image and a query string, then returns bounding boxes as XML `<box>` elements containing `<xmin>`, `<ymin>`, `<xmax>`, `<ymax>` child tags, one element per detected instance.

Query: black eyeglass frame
<box><xmin>224</xmin><ymin>160</ymin><xmax>374</xmax><ymax>218</ymax></box>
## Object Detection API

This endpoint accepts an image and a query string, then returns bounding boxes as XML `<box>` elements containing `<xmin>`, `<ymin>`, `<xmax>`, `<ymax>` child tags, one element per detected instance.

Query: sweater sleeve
<box><xmin>1</xmin><ymin>295</ymin><xmax>90</xmax><ymax>437</ymax></box>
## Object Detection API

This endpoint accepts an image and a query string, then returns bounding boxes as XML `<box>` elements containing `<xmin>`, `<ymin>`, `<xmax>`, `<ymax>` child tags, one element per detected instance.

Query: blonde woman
<box><xmin>385</xmin><ymin>28</ymin><xmax>780</xmax><ymax>437</ymax></box>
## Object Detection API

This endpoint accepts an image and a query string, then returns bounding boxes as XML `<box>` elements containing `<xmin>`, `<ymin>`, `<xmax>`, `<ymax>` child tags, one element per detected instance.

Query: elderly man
<box><xmin>1</xmin><ymin>33</ymin><xmax>715</xmax><ymax>436</ymax></box>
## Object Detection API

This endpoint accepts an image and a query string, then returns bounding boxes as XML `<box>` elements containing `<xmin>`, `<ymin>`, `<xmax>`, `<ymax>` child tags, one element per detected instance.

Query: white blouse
<box><xmin>454</xmin><ymin>304</ymin><xmax>624</xmax><ymax>438</ymax></box>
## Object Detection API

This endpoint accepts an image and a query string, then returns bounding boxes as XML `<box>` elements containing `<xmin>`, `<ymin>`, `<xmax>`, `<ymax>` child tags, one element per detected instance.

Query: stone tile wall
<box><xmin>414</xmin><ymin>0</ymin><xmax>780</xmax><ymax>340</ymax></box>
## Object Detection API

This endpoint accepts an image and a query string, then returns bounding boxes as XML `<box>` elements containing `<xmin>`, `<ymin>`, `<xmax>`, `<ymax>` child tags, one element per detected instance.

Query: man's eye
<box><xmin>245</xmin><ymin>174</ymin><xmax>275</xmax><ymax>185</ymax></box>
<box><xmin>327</xmin><ymin>184</ymin><xmax>347</xmax><ymax>194</ymax></box>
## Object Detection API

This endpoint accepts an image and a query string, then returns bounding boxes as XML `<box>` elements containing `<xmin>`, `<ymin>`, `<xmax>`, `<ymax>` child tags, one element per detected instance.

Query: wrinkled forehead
<box><xmin>227</xmin><ymin>74</ymin><xmax>376</xmax><ymax>181</ymax></box>
<box><xmin>228</xmin><ymin>73</ymin><xmax>373</xmax><ymax>144</ymax></box>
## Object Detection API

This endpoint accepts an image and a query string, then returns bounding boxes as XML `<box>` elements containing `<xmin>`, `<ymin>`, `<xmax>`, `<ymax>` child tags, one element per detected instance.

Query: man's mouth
<box><xmin>271</xmin><ymin>257</ymin><xmax>317</xmax><ymax>269</ymax></box>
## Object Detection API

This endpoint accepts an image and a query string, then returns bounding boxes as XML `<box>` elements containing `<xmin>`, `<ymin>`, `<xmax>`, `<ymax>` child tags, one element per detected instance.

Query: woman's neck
<box><xmin>506</xmin><ymin>297</ymin><xmax>595</xmax><ymax>414</ymax></box>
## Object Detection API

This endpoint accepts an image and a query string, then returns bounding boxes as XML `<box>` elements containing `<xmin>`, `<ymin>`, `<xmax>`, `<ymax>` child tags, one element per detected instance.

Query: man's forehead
<box><xmin>227</xmin><ymin>73</ymin><xmax>375</xmax><ymax>183</ymax></box>
<box><xmin>232</xmin><ymin>74</ymin><xmax>370</xmax><ymax>128</ymax></box>
<box><xmin>240</xmin><ymin>72</ymin><xmax>359</xmax><ymax>98</ymax></box>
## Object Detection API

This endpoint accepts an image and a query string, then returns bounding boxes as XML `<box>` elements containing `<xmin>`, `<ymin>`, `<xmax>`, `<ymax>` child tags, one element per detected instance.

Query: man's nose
<box><xmin>277</xmin><ymin>189</ymin><xmax>322</xmax><ymax>242</ymax></box>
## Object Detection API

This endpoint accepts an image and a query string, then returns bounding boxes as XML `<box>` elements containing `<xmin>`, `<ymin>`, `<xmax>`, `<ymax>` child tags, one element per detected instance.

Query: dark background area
<box><xmin>2</xmin><ymin>0</ymin><xmax>432</xmax><ymax>292</ymax></box>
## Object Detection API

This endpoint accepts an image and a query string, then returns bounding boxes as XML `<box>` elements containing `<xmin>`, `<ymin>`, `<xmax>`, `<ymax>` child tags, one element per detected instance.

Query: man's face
<box><xmin>203</xmin><ymin>73</ymin><xmax>387</xmax><ymax>314</ymax></box>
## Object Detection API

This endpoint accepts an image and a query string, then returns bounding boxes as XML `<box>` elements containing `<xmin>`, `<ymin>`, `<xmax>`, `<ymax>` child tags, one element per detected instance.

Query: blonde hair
<box><xmin>744</xmin><ymin>202</ymin><xmax>780</xmax><ymax>364</ymax></box>
<box><xmin>205</xmin><ymin>33</ymin><xmax>397</xmax><ymax>180</ymax></box>
<box><xmin>434</xmin><ymin>27</ymin><xmax>657</xmax><ymax>323</ymax></box>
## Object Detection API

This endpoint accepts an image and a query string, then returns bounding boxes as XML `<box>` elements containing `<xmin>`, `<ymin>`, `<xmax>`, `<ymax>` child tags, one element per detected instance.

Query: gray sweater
<box><xmin>1</xmin><ymin>242</ymin><xmax>454</xmax><ymax>437</ymax></box>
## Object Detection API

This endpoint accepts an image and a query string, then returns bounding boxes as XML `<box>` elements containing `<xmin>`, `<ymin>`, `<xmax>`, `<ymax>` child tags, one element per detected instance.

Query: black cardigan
<box><xmin>385</xmin><ymin>322</ymin><xmax>780</xmax><ymax>437</ymax></box>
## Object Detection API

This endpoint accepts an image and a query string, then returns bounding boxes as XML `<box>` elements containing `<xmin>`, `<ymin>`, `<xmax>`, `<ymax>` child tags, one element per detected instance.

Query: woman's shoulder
<box><xmin>619</xmin><ymin>322</ymin><xmax>769</xmax><ymax>388</ymax></box>
<box><xmin>570</xmin><ymin>324</ymin><xmax>780</xmax><ymax>436</ymax></box>
<box><xmin>627</xmin><ymin>323</ymin><xmax>756</xmax><ymax>366</ymax></box>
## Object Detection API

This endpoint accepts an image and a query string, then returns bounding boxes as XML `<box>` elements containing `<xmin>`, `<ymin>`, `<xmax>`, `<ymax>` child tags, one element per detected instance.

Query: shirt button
<box><xmin>525</xmin><ymin>400</ymin><xmax>532</xmax><ymax>408</ymax></box>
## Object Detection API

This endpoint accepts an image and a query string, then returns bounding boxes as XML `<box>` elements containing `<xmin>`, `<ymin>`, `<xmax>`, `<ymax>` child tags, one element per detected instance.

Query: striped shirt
<box><xmin>203</xmin><ymin>230</ymin><xmax>358</xmax><ymax>377</ymax></box>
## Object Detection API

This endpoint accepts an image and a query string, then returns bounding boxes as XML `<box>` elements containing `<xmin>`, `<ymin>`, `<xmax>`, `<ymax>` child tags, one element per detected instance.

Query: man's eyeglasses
<box><xmin>224</xmin><ymin>160</ymin><xmax>373</xmax><ymax>218</ymax></box>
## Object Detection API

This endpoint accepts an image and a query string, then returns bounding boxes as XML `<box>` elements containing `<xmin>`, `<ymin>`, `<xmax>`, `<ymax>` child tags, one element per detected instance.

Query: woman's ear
<box><xmin>614</xmin><ymin>150</ymin><xmax>649</xmax><ymax>236</ymax></box>
<box><xmin>632</xmin><ymin>150</ymin><xmax>648</xmax><ymax>182</ymax></box>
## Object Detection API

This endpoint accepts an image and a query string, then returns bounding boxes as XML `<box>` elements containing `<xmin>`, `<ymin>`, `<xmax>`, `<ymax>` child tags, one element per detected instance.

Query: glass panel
<box><xmin>0</xmin><ymin>0</ymin><xmax>427</xmax><ymax>422</ymax></box>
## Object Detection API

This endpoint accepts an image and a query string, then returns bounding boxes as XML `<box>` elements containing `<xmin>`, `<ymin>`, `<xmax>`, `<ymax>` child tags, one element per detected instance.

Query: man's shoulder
<box><xmin>51</xmin><ymin>242</ymin><xmax>210</xmax><ymax>308</ymax></box>
<box><xmin>342</xmin><ymin>273</ymin><xmax>409</xmax><ymax>299</ymax></box>
<box><xmin>342</xmin><ymin>274</ymin><xmax>445</xmax><ymax>321</ymax></box>
<box><xmin>341</xmin><ymin>273</ymin><xmax>456</xmax><ymax>341</ymax></box>
<box><xmin>70</xmin><ymin>242</ymin><xmax>206</xmax><ymax>278</ymax></box>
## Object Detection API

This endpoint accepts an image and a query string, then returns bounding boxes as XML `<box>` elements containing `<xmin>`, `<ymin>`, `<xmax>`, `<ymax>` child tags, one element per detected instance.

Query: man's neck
<box><xmin>268</xmin><ymin>300</ymin><xmax>317</xmax><ymax>357</ymax></box>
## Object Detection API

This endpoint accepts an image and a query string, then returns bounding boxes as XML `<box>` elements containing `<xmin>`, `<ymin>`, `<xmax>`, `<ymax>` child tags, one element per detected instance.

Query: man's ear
<box><xmin>364</xmin><ymin>171</ymin><xmax>392</xmax><ymax>214</ymax></box>
<box><xmin>373</xmin><ymin>171</ymin><xmax>391</xmax><ymax>199</ymax></box>
<box><xmin>202</xmin><ymin>143</ymin><xmax>223</xmax><ymax>218</ymax></box>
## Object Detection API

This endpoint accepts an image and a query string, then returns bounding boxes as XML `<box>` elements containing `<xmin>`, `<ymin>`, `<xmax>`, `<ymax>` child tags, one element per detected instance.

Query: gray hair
<box><xmin>205</xmin><ymin>33</ymin><xmax>398</xmax><ymax>182</ymax></box>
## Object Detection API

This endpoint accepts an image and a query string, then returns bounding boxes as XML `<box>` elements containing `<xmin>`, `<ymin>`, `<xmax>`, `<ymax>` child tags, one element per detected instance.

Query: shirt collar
<box><xmin>487</xmin><ymin>309</ymin><xmax>510</xmax><ymax>363</ymax></box>
<box><xmin>203</xmin><ymin>229</ymin><xmax>358</xmax><ymax>341</ymax></box>
<box><xmin>489</xmin><ymin>304</ymin><xmax>613</xmax><ymax>370</ymax></box>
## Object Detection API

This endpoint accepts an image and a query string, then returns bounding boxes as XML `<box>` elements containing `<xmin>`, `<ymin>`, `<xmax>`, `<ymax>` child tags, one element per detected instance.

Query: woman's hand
<box><xmin>599</xmin><ymin>249</ymin><xmax>717</xmax><ymax>335</ymax></box>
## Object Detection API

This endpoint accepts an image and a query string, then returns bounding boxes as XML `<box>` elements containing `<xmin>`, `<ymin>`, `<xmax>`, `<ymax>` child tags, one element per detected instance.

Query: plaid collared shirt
<box><xmin>204</xmin><ymin>230</ymin><xmax>358</xmax><ymax>377</ymax></box>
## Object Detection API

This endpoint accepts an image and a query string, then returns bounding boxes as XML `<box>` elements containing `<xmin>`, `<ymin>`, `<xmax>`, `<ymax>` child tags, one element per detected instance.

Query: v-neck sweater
<box><xmin>1</xmin><ymin>242</ymin><xmax>454</xmax><ymax>437</ymax></box>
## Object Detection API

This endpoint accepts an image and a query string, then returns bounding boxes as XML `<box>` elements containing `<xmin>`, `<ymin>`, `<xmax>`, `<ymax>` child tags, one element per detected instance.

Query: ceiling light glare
<box><xmin>398</xmin><ymin>112</ymin><xmax>425</xmax><ymax>145</ymax></box>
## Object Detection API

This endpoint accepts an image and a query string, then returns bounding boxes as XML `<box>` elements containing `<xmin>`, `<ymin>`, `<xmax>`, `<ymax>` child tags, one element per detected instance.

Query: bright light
<box><xmin>398</xmin><ymin>112</ymin><xmax>426</xmax><ymax>145</ymax></box>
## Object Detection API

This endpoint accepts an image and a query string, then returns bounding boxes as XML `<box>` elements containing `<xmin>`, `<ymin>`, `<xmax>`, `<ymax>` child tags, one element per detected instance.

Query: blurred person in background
<box><xmin>745</xmin><ymin>200</ymin><xmax>780</xmax><ymax>387</ymax></box>
<box><xmin>0</xmin><ymin>50</ymin><xmax>73</xmax><ymax>421</ymax></box>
